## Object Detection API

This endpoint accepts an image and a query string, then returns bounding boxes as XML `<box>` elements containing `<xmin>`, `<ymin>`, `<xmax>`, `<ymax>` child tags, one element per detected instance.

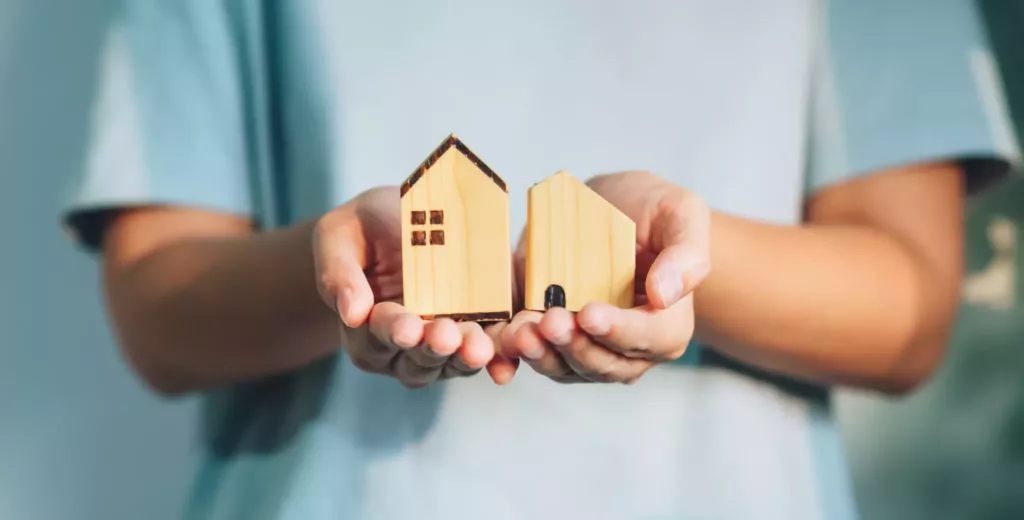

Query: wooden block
<box><xmin>400</xmin><ymin>135</ymin><xmax>512</xmax><ymax>323</ymax></box>
<box><xmin>525</xmin><ymin>171</ymin><xmax>635</xmax><ymax>312</ymax></box>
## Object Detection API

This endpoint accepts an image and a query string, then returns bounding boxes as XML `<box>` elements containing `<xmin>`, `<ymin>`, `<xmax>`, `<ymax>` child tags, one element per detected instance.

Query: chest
<box><xmin>276</xmin><ymin>0</ymin><xmax>816</xmax><ymax>227</ymax></box>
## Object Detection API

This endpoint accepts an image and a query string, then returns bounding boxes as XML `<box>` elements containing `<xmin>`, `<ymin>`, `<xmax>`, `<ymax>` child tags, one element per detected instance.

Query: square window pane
<box><xmin>411</xmin><ymin>211</ymin><xmax>426</xmax><ymax>225</ymax></box>
<box><xmin>430</xmin><ymin>230</ymin><xmax>445</xmax><ymax>245</ymax></box>
<box><xmin>430</xmin><ymin>210</ymin><xmax>444</xmax><ymax>225</ymax></box>
<box><xmin>411</xmin><ymin>230</ymin><xmax>426</xmax><ymax>246</ymax></box>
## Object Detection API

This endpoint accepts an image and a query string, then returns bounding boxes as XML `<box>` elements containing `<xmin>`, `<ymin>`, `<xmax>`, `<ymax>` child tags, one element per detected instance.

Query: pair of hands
<box><xmin>313</xmin><ymin>171</ymin><xmax>711</xmax><ymax>388</ymax></box>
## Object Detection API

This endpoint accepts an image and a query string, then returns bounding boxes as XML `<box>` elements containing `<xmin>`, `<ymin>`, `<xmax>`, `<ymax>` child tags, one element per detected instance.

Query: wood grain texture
<box><xmin>525</xmin><ymin>171</ymin><xmax>635</xmax><ymax>312</ymax></box>
<box><xmin>401</xmin><ymin>146</ymin><xmax>512</xmax><ymax>319</ymax></box>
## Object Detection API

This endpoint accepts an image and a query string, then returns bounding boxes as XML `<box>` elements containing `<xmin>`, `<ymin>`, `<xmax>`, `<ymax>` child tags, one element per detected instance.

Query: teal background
<box><xmin>0</xmin><ymin>1</ymin><xmax>1022</xmax><ymax>519</ymax></box>
<box><xmin>0</xmin><ymin>1</ymin><xmax>199</xmax><ymax>519</ymax></box>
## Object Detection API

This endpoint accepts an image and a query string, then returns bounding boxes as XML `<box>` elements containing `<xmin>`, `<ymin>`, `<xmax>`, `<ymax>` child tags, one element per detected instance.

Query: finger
<box><xmin>314</xmin><ymin>217</ymin><xmax>375</xmax><ymax>327</ymax></box>
<box><xmin>537</xmin><ymin>307</ymin><xmax>577</xmax><ymax>347</ymax></box>
<box><xmin>368</xmin><ymin>302</ymin><xmax>424</xmax><ymax>352</ymax></box>
<box><xmin>646</xmin><ymin>193</ymin><xmax>711</xmax><ymax>309</ymax></box>
<box><xmin>553</xmin><ymin>329</ymin><xmax>652</xmax><ymax>384</ymax></box>
<box><xmin>402</xmin><ymin>318</ymin><xmax>461</xmax><ymax>370</ymax></box>
<box><xmin>453</xmin><ymin>321</ymin><xmax>496</xmax><ymax>370</ymax></box>
<box><xmin>340</xmin><ymin>325</ymin><xmax>392</xmax><ymax>375</ymax></box>
<box><xmin>441</xmin><ymin>322</ymin><xmax>493</xmax><ymax>380</ymax></box>
<box><xmin>535</xmin><ymin>308</ymin><xmax>649</xmax><ymax>383</ymax></box>
<box><xmin>485</xmin><ymin>356</ymin><xmax>519</xmax><ymax>385</ymax></box>
<box><xmin>513</xmin><ymin>320</ymin><xmax>577</xmax><ymax>381</ymax></box>
<box><xmin>484</xmin><ymin>322</ymin><xmax>519</xmax><ymax>385</ymax></box>
<box><xmin>500</xmin><ymin>311</ymin><xmax>544</xmax><ymax>359</ymax></box>
<box><xmin>374</xmin><ymin>309</ymin><xmax>439</xmax><ymax>388</ymax></box>
<box><xmin>576</xmin><ymin>299</ymin><xmax>694</xmax><ymax>363</ymax></box>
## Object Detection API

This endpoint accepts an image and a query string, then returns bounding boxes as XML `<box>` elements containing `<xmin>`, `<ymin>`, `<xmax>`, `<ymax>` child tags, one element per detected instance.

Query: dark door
<box><xmin>544</xmin><ymin>284</ymin><xmax>566</xmax><ymax>310</ymax></box>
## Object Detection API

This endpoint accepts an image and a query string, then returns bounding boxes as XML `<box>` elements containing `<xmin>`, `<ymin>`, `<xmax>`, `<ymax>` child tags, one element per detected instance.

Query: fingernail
<box><xmin>337</xmin><ymin>288</ymin><xmax>353</xmax><ymax>327</ymax></box>
<box><xmin>656</xmin><ymin>272</ymin><xmax>683</xmax><ymax>306</ymax></box>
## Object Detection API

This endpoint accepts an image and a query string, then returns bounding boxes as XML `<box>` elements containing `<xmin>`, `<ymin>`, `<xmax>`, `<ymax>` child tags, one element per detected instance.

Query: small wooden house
<box><xmin>525</xmin><ymin>171</ymin><xmax>635</xmax><ymax>312</ymax></box>
<box><xmin>400</xmin><ymin>135</ymin><xmax>512</xmax><ymax>322</ymax></box>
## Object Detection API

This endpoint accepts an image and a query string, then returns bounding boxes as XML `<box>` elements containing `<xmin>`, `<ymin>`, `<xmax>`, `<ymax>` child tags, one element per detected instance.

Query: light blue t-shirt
<box><xmin>64</xmin><ymin>1</ymin><xmax>1018</xmax><ymax>519</ymax></box>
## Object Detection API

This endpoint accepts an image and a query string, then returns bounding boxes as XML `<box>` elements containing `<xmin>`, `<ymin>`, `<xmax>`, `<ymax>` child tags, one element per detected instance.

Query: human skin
<box><xmin>502</xmin><ymin>165</ymin><xmax>964</xmax><ymax>394</ymax></box>
<box><xmin>99</xmin><ymin>163</ymin><xmax>962</xmax><ymax>396</ymax></box>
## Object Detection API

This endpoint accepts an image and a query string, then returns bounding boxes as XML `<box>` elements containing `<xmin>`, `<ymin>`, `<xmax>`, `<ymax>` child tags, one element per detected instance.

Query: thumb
<box><xmin>645</xmin><ymin>194</ymin><xmax>711</xmax><ymax>309</ymax></box>
<box><xmin>313</xmin><ymin>219</ymin><xmax>375</xmax><ymax>328</ymax></box>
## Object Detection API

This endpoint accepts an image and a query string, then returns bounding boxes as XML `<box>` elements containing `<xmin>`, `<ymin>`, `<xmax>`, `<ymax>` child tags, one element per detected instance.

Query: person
<box><xmin>63</xmin><ymin>1</ymin><xmax>1018</xmax><ymax>519</ymax></box>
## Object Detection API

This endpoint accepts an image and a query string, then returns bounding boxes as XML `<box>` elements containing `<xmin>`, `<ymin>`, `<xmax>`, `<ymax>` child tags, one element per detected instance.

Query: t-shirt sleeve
<box><xmin>61</xmin><ymin>0</ymin><xmax>261</xmax><ymax>250</ymax></box>
<box><xmin>806</xmin><ymin>0</ymin><xmax>1022</xmax><ymax>196</ymax></box>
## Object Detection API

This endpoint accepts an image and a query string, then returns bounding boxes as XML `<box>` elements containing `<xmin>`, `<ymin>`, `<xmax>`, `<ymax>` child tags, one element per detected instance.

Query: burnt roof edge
<box><xmin>400</xmin><ymin>134</ymin><xmax>508</xmax><ymax>196</ymax></box>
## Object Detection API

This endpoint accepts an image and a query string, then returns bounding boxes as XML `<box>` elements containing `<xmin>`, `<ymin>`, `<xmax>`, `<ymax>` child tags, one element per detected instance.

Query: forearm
<box><xmin>694</xmin><ymin>211</ymin><xmax>957</xmax><ymax>393</ymax></box>
<box><xmin>105</xmin><ymin>220</ymin><xmax>340</xmax><ymax>395</ymax></box>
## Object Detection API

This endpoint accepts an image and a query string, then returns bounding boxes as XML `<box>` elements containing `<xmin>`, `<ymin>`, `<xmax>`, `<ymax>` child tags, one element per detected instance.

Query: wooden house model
<box><xmin>524</xmin><ymin>171</ymin><xmax>635</xmax><ymax>312</ymax></box>
<box><xmin>400</xmin><ymin>135</ymin><xmax>512</xmax><ymax>322</ymax></box>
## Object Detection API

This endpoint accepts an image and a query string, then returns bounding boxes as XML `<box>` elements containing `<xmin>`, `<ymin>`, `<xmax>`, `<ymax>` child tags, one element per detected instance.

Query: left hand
<box><xmin>500</xmin><ymin>171</ymin><xmax>711</xmax><ymax>384</ymax></box>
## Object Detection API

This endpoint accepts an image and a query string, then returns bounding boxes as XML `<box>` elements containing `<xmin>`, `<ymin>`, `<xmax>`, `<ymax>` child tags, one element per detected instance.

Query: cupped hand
<box><xmin>313</xmin><ymin>186</ymin><xmax>508</xmax><ymax>388</ymax></box>
<box><xmin>501</xmin><ymin>171</ymin><xmax>711</xmax><ymax>384</ymax></box>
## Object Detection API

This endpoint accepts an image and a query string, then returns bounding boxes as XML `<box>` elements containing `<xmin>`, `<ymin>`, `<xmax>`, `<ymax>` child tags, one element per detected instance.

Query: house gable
<box><xmin>401</xmin><ymin>134</ymin><xmax>507</xmax><ymax>197</ymax></box>
<box><xmin>529</xmin><ymin>170</ymin><xmax>631</xmax><ymax>224</ymax></box>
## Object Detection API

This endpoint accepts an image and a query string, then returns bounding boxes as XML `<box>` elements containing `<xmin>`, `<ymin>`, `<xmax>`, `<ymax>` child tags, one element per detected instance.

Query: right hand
<box><xmin>313</xmin><ymin>186</ymin><xmax>515</xmax><ymax>388</ymax></box>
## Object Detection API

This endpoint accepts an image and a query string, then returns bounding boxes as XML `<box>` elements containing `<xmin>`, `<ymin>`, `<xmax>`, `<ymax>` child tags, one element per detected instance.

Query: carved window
<box><xmin>430</xmin><ymin>230</ymin><xmax>445</xmax><ymax>245</ymax></box>
<box><xmin>410</xmin><ymin>209</ymin><xmax>445</xmax><ymax>247</ymax></box>
<box><xmin>411</xmin><ymin>230</ymin><xmax>426</xmax><ymax>246</ymax></box>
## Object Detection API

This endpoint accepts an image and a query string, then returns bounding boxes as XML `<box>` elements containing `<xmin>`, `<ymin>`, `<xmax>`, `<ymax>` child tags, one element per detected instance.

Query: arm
<box><xmin>696</xmin><ymin>162</ymin><xmax>964</xmax><ymax>394</ymax></box>
<box><xmin>73</xmin><ymin>4</ymin><xmax>501</xmax><ymax>396</ymax></box>
<box><xmin>100</xmin><ymin>188</ymin><xmax>504</xmax><ymax>397</ymax></box>
<box><xmin>101</xmin><ymin>208</ymin><xmax>339</xmax><ymax>396</ymax></box>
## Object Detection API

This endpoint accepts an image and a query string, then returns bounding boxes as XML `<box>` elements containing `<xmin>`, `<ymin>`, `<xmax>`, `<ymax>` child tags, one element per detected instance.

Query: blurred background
<box><xmin>0</xmin><ymin>1</ymin><xmax>200</xmax><ymax>519</ymax></box>
<box><xmin>0</xmin><ymin>1</ymin><xmax>1022</xmax><ymax>519</ymax></box>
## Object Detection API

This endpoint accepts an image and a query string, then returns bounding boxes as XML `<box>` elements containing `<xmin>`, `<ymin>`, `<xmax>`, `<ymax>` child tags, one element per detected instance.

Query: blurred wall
<box><xmin>0</xmin><ymin>1</ymin><xmax>200</xmax><ymax>519</ymax></box>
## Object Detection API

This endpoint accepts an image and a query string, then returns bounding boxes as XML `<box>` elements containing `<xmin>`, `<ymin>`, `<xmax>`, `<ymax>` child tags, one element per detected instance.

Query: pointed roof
<box><xmin>400</xmin><ymin>134</ymin><xmax>508</xmax><ymax>196</ymax></box>
<box><xmin>530</xmin><ymin>170</ymin><xmax>632</xmax><ymax>222</ymax></box>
